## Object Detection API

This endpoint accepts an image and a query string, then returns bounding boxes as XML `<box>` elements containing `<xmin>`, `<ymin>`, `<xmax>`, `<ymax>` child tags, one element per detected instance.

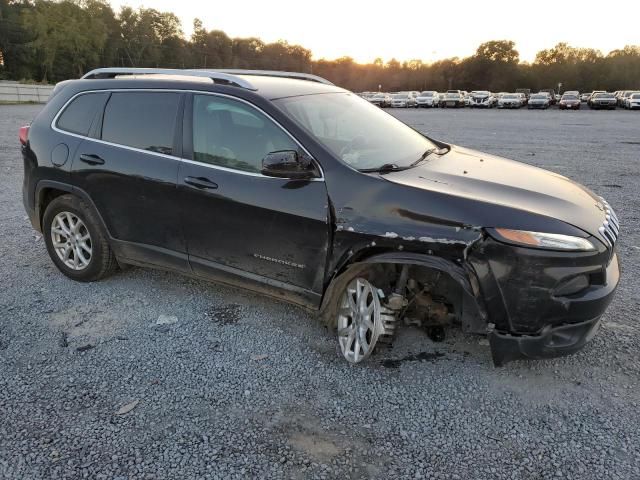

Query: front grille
<box><xmin>598</xmin><ymin>197</ymin><xmax>620</xmax><ymax>249</ymax></box>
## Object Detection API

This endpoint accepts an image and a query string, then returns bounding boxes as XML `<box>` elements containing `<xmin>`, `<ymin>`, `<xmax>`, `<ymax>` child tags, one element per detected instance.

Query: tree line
<box><xmin>1</xmin><ymin>0</ymin><xmax>639</xmax><ymax>93</ymax></box>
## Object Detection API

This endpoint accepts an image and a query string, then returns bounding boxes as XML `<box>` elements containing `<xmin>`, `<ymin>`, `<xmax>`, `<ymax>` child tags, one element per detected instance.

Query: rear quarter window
<box><xmin>56</xmin><ymin>92</ymin><xmax>108</xmax><ymax>136</ymax></box>
<box><xmin>101</xmin><ymin>92</ymin><xmax>181</xmax><ymax>155</ymax></box>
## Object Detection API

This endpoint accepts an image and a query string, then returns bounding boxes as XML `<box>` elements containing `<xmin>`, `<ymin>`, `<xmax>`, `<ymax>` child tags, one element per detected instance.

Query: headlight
<box><xmin>490</xmin><ymin>228</ymin><xmax>595</xmax><ymax>251</ymax></box>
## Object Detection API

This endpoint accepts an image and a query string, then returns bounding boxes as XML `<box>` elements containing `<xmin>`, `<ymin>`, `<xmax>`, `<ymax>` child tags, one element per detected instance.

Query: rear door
<box><xmin>178</xmin><ymin>93</ymin><xmax>330</xmax><ymax>303</ymax></box>
<box><xmin>70</xmin><ymin>90</ymin><xmax>188</xmax><ymax>271</ymax></box>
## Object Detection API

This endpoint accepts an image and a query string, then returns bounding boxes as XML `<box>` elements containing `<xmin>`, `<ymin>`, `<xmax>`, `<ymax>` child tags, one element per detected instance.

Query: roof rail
<box><xmin>209</xmin><ymin>69</ymin><xmax>334</xmax><ymax>86</ymax></box>
<box><xmin>81</xmin><ymin>68</ymin><xmax>335</xmax><ymax>89</ymax></box>
<box><xmin>81</xmin><ymin>68</ymin><xmax>257</xmax><ymax>90</ymax></box>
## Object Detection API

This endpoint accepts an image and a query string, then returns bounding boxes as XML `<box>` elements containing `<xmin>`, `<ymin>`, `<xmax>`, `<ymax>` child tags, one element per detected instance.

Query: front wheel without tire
<box><xmin>336</xmin><ymin>277</ymin><xmax>395</xmax><ymax>363</ymax></box>
<box><xmin>43</xmin><ymin>195</ymin><xmax>117</xmax><ymax>282</ymax></box>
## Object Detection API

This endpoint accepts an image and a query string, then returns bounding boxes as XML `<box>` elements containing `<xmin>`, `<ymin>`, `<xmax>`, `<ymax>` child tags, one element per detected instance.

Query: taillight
<box><xmin>19</xmin><ymin>125</ymin><xmax>30</xmax><ymax>146</ymax></box>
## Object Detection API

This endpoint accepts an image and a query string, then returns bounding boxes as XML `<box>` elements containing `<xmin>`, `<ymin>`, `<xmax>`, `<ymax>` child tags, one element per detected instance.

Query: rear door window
<box><xmin>101</xmin><ymin>92</ymin><xmax>181</xmax><ymax>155</ymax></box>
<box><xmin>56</xmin><ymin>92</ymin><xmax>109</xmax><ymax>136</ymax></box>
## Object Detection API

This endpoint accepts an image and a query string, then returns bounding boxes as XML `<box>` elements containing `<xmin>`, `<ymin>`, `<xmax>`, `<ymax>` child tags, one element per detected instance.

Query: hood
<box><xmin>382</xmin><ymin>146</ymin><xmax>607</xmax><ymax>239</ymax></box>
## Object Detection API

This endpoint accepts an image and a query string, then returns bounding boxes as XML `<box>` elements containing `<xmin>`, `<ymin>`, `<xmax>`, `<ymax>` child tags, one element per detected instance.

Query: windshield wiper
<box><xmin>410</xmin><ymin>146</ymin><xmax>448</xmax><ymax>167</ymax></box>
<box><xmin>360</xmin><ymin>147</ymin><xmax>449</xmax><ymax>174</ymax></box>
<box><xmin>359</xmin><ymin>163</ymin><xmax>406</xmax><ymax>173</ymax></box>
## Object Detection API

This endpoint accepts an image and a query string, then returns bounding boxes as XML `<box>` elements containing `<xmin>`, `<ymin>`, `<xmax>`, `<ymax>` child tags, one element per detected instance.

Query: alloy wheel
<box><xmin>337</xmin><ymin>277</ymin><xmax>387</xmax><ymax>363</ymax></box>
<box><xmin>50</xmin><ymin>211</ymin><xmax>92</xmax><ymax>271</ymax></box>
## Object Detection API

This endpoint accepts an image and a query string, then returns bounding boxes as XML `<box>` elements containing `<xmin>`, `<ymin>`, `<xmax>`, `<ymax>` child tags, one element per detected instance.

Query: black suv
<box><xmin>21</xmin><ymin>68</ymin><xmax>620</xmax><ymax>366</ymax></box>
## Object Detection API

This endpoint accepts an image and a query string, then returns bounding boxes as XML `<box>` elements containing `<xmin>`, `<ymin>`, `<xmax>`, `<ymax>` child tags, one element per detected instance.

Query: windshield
<box><xmin>446</xmin><ymin>93</ymin><xmax>460</xmax><ymax>98</ymax></box>
<box><xmin>562</xmin><ymin>95</ymin><xmax>578</xmax><ymax>100</ymax></box>
<box><xmin>631</xmin><ymin>94</ymin><xmax>640</xmax><ymax>99</ymax></box>
<box><xmin>531</xmin><ymin>94</ymin><xmax>546</xmax><ymax>99</ymax></box>
<box><xmin>420</xmin><ymin>91</ymin><xmax>433</xmax><ymax>96</ymax></box>
<box><xmin>373</xmin><ymin>93</ymin><xmax>385</xmax><ymax>98</ymax></box>
<box><xmin>274</xmin><ymin>93</ymin><xmax>436</xmax><ymax>171</ymax></box>
<box><xmin>393</xmin><ymin>94</ymin><xmax>408</xmax><ymax>99</ymax></box>
<box><xmin>503</xmin><ymin>94</ymin><xmax>518</xmax><ymax>99</ymax></box>
<box><xmin>595</xmin><ymin>93</ymin><xmax>614</xmax><ymax>98</ymax></box>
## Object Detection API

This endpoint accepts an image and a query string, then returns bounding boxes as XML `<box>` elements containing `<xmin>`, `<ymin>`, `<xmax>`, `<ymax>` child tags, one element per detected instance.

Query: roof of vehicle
<box><xmin>74</xmin><ymin>68</ymin><xmax>345</xmax><ymax>100</ymax></box>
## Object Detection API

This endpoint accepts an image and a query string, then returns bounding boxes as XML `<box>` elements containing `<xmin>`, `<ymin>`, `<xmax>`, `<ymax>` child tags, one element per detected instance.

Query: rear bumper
<box><xmin>22</xmin><ymin>174</ymin><xmax>40</xmax><ymax>232</ymax></box>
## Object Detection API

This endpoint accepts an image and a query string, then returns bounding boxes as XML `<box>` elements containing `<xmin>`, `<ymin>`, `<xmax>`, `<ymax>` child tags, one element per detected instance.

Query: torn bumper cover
<box><xmin>489</xmin><ymin>316</ymin><xmax>602</xmax><ymax>366</ymax></box>
<box><xmin>486</xmin><ymin>251</ymin><xmax>620</xmax><ymax>366</ymax></box>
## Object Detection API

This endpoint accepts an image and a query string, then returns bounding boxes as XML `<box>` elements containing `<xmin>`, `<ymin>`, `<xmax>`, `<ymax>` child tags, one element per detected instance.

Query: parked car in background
<box><xmin>625</xmin><ymin>92</ymin><xmax>640</xmax><ymax>109</ymax></box>
<box><xmin>369</xmin><ymin>92</ymin><xmax>392</xmax><ymax>108</ymax></box>
<box><xmin>613</xmin><ymin>91</ymin><xmax>622</xmax><ymax>103</ymax></box>
<box><xmin>469</xmin><ymin>91</ymin><xmax>496</xmax><ymax>108</ymax></box>
<box><xmin>539</xmin><ymin>89</ymin><xmax>557</xmax><ymax>105</ymax></box>
<box><xmin>498</xmin><ymin>93</ymin><xmax>522</xmax><ymax>109</ymax></box>
<box><xmin>515</xmin><ymin>88</ymin><xmax>530</xmax><ymax>104</ymax></box>
<box><xmin>589</xmin><ymin>92</ymin><xmax>617</xmax><ymax>110</ymax></box>
<box><xmin>528</xmin><ymin>93</ymin><xmax>550</xmax><ymax>109</ymax></box>
<box><xmin>580</xmin><ymin>93</ymin><xmax>591</xmax><ymax>102</ymax></box>
<box><xmin>416</xmin><ymin>91</ymin><xmax>439</xmax><ymax>107</ymax></box>
<box><xmin>587</xmin><ymin>91</ymin><xmax>606</xmax><ymax>107</ymax></box>
<box><xmin>619</xmin><ymin>91</ymin><xmax>634</xmax><ymax>107</ymax></box>
<box><xmin>391</xmin><ymin>92</ymin><xmax>417</xmax><ymax>108</ymax></box>
<box><xmin>564</xmin><ymin>90</ymin><xmax>579</xmax><ymax>97</ymax></box>
<box><xmin>463</xmin><ymin>92</ymin><xmax>471</xmax><ymax>107</ymax></box>
<box><xmin>442</xmin><ymin>92</ymin><xmax>465</xmax><ymax>108</ymax></box>
<box><xmin>22</xmin><ymin>67</ymin><xmax>621</xmax><ymax>367</ymax></box>
<box><xmin>437</xmin><ymin>92</ymin><xmax>446</xmax><ymax>107</ymax></box>
<box><xmin>559</xmin><ymin>93</ymin><xmax>581</xmax><ymax>110</ymax></box>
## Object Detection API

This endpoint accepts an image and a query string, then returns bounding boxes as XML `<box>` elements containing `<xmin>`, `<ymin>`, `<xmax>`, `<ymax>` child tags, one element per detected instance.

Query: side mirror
<box><xmin>261</xmin><ymin>150</ymin><xmax>318</xmax><ymax>179</ymax></box>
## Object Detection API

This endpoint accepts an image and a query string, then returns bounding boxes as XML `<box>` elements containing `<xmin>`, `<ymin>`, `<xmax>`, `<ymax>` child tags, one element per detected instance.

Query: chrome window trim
<box><xmin>50</xmin><ymin>88</ymin><xmax>325</xmax><ymax>181</ymax></box>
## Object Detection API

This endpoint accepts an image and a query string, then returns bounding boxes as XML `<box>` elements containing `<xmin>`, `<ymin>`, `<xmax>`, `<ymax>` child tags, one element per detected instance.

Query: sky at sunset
<box><xmin>109</xmin><ymin>0</ymin><xmax>640</xmax><ymax>63</ymax></box>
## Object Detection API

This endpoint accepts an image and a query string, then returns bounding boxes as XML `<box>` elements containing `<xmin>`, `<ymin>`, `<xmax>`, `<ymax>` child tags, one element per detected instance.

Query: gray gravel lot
<box><xmin>1</xmin><ymin>104</ymin><xmax>639</xmax><ymax>479</ymax></box>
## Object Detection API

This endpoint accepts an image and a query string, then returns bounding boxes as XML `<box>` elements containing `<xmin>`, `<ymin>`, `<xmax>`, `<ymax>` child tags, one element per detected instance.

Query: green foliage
<box><xmin>0</xmin><ymin>2</ymin><xmax>638</xmax><ymax>92</ymax></box>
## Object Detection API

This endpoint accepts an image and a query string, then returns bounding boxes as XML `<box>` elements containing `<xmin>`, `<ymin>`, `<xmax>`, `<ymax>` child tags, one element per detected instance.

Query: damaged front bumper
<box><xmin>470</xmin><ymin>239</ymin><xmax>620</xmax><ymax>366</ymax></box>
<box><xmin>489</xmin><ymin>316</ymin><xmax>602</xmax><ymax>366</ymax></box>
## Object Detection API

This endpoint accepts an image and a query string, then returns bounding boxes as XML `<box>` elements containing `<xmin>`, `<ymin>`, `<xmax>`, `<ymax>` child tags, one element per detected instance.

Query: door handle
<box><xmin>79</xmin><ymin>154</ymin><xmax>105</xmax><ymax>166</ymax></box>
<box><xmin>184</xmin><ymin>176</ymin><xmax>218</xmax><ymax>190</ymax></box>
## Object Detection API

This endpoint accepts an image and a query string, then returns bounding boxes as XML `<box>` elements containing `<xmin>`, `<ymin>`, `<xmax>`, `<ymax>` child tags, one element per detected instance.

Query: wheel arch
<box><xmin>320</xmin><ymin>250</ymin><xmax>489</xmax><ymax>333</ymax></box>
<box><xmin>36</xmin><ymin>180</ymin><xmax>111</xmax><ymax>238</ymax></box>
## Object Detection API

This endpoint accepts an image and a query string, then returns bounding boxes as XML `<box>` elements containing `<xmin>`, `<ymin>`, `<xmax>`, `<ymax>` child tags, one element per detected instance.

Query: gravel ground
<box><xmin>1</xmin><ymin>104</ymin><xmax>638</xmax><ymax>480</ymax></box>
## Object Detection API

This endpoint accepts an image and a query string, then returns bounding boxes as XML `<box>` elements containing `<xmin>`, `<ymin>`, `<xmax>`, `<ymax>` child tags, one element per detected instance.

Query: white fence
<box><xmin>0</xmin><ymin>82</ymin><xmax>54</xmax><ymax>103</ymax></box>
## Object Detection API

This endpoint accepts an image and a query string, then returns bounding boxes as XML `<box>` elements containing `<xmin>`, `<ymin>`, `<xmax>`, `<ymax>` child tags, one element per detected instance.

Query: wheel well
<box><xmin>38</xmin><ymin>188</ymin><xmax>70</xmax><ymax>229</ymax></box>
<box><xmin>321</xmin><ymin>260</ymin><xmax>463</xmax><ymax>325</ymax></box>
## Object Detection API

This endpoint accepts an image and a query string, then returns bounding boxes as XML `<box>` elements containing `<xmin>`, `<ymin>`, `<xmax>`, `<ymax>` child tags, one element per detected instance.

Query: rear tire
<box><xmin>43</xmin><ymin>194</ymin><xmax>117</xmax><ymax>282</ymax></box>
